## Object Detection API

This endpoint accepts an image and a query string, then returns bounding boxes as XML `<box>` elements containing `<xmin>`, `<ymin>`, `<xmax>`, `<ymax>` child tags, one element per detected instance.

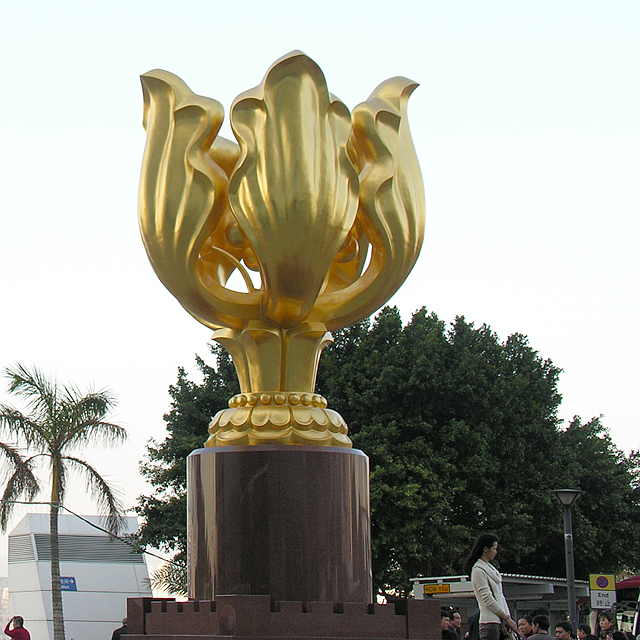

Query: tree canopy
<box><xmin>137</xmin><ymin>307</ymin><xmax>640</xmax><ymax>597</ymax></box>
<box><xmin>136</xmin><ymin>353</ymin><xmax>238</xmax><ymax>583</ymax></box>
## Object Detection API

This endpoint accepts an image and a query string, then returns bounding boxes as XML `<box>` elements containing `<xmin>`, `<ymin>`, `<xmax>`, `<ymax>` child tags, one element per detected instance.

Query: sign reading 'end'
<box><xmin>589</xmin><ymin>574</ymin><xmax>616</xmax><ymax>610</ymax></box>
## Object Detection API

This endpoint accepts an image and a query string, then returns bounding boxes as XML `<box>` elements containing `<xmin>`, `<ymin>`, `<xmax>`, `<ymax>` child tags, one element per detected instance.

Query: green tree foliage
<box><xmin>555</xmin><ymin>416</ymin><xmax>640</xmax><ymax>578</ymax></box>
<box><xmin>137</xmin><ymin>308</ymin><xmax>640</xmax><ymax>598</ymax></box>
<box><xmin>136</xmin><ymin>349</ymin><xmax>238</xmax><ymax>590</ymax></box>
<box><xmin>0</xmin><ymin>364</ymin><xmax>128</xmax><ymax>640</ymax></box>
<box><xmin>316</xmin><ymin>308</ymin><xmax>640</xmax><ymax>594</ymax></box>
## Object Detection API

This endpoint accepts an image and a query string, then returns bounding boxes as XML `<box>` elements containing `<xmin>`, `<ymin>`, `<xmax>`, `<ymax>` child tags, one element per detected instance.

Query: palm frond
<box><xmin>65</xmin><ymin>388</ymin><xmax>117</xmax><ymax>415</ymax></box>
<box><xmin>4</xmin><ymin>364</ymin><xmax>58</xmax><ymax>422</ymax></box>
<box><xmin>55</xmin><ymin>388</ymin><xmax>126</xmax><ymax>450</ymax></box>
<box><xmin>65</xmin><ymin>420</ymin><xmax>128</xmax><ymax>449</ymax></box>
<box><xmin>0</xmin><ymin>450</ymin><xmax>40</xmax><ymax>531</ymax></box>
<box><xmin>0</xmin><ymin>442</ymin><xmax>36</xmax><ymax>484</ymax></box>
<box><xmin>148</xmin><ymin>557</ymin><xmax>187</xmax><ymax>597</ymax></box>
<box><xmin>62</xmin><ymin>455</ymin><xmax>126</xmax><ymax>535</ymax></box>
<box><xmin>0</xmin><ymin>405</ymin><xmax>49</xmax><ymax>449</ymax></box>
<box><xmin>59</xmin><ymin>386</ymin><xmax>111</xmax><ymax>422</ymax></box>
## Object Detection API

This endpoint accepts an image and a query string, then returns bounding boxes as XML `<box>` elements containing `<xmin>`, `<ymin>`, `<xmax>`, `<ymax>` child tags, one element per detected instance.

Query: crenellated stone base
<box><xmin>126</xmin><ymin>595</ymin><xmax>441</xmax><ymax>640</ymax></box>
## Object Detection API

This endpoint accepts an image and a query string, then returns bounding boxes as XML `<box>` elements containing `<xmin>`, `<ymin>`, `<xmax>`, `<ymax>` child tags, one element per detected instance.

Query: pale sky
<box><xmin>0</xmin><ymin>1</ymin><xmax>638</xmax><ymax>575</ymax></box>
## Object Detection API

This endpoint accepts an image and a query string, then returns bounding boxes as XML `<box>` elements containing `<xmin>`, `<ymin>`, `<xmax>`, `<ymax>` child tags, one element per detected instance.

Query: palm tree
<box><xmin>0</xmin><ymin>363</ymin><xmax>128</xmax><ymax>640</ymax></box>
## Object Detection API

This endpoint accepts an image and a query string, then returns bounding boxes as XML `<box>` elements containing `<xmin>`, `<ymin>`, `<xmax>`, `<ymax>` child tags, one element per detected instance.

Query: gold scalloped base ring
<box><xmin>204</xmin><ymin>392</ymin><xmax>351</xmax><ymax>447</ymax></box>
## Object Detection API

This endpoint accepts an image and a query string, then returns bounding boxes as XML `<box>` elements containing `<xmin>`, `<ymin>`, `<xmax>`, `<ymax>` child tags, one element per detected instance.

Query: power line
<box><xmin>5</xmin><ymin>500</ymin><xmax>179</xmax><ymax>566</ymax></box>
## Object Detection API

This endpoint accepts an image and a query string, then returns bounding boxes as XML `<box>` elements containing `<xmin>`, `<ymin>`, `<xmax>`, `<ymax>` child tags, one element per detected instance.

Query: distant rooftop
<box><xmin>8</xmin><ymin>513</ymin><xmax>143</xmax><ymax>565</ymax></box>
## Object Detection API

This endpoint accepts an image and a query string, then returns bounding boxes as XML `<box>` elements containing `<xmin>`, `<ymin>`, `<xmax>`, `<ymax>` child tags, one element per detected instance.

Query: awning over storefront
<box><xmin>411</xmin><ymin>573</ymin><xmax>590</xmax><ymax>622</ymax></box>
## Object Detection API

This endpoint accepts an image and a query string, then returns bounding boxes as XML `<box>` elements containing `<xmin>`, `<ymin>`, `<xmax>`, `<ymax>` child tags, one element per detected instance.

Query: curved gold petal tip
<box><xmin>368</xmin><ymin>76</ymin><xmax>419</xmax><ymax>105</ymax></box>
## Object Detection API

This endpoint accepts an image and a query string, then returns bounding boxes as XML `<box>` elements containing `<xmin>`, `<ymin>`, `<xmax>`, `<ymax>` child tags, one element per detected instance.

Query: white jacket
<box><xmin>471</xmin><ymin>559</ymin><xmax>510</xmax><ymax>624</ymax></box>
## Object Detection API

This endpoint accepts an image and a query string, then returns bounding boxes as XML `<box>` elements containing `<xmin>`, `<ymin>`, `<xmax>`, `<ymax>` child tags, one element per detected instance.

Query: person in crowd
<box><xmin>464</xmin><ymin>533</ymin><xmax>518</xmax><ymax>640</ymax></box>
<box><xmin>598</xmin><ymin>612</ymin><xmax>616</xmax><ymax>640</ymax></box>
<box><xmin>598</xmin><ymin>614</ymin><xmax>634</xmax><ymax>640</ymax></box>
<box><xmin>577</xmin><ymin>626</ymin><xmax>597</xmax><ymax>640</ymax></box>
<box><xmin>519</xmin><ymin>616</ymin><xmax>535</xmax><ymax>639</ymax></box>
<box><xmin>529</xmin><ymin>615</ymin><xmax>555</xmax><ymax>640</ymax></box>
<box><xmin>555</xmin><ymin>622</ymin><xmax>573</xmax><ymax>640</ymax></box>
<box><xmin>443</xmin><ymin>610</ymin><xmax>458</xmax><ymax>640</ymax></box>
<box><xmin>577</xmin><ymin>625</ymin><xmax>593</xmax><ymax>640</ymax></box>
<box><xmin>449</xmin><ymin>611</ymin><xmax>463</xmax><ymax>640</ymax></box>
<box><xmin>465</xmin><ymin>610</ymin><xmax>481</xmax><ymax>640</ymax></box>
<box><xmin>3</xmin><ymin>617</ymin><xmax>30</xmax><ymax>640</ymax></box>
<box><xmin>111</xmin><ymin>617</ymin><xmax>128</xmax><ymax>640</ymax></box>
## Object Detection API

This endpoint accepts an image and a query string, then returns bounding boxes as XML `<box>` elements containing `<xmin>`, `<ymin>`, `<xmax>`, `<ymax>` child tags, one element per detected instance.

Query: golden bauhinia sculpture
<box><xmin>139</xmin><ymin>51</ymin><xmax>425</xmax><ymax>447</ymax></box>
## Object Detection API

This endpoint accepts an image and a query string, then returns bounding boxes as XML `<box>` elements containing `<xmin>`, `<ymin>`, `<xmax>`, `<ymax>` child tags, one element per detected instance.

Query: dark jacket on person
<box><xmin>467</xmin><ymin>611</ymin><xmax>480</xmax><ymax>640</ymax></box>
<box><xmin>528</xmin><ymin>633</ymin><xmax>555</xmax><ymax>640</ymax></box>
<box><xmin>111</xmin><ymin>625</ymin><xmax>127</xmax><ymax>640</ymax></box>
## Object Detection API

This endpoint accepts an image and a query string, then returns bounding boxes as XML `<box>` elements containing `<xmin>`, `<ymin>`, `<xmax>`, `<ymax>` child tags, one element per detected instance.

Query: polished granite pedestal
<box><xmin>187</xmin><ymin>446</ymin><xmax>372</xmax><ymax>603</ymax></box>
<box><xmin>127</xmin><ymin>446</ymin><xmax>441</xmax><ymax>640</ymax></box>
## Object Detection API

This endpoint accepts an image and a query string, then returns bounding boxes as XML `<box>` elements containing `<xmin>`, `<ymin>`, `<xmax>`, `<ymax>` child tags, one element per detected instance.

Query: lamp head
<box><xmin>550</xmin><ymin>489</ymin><xmax>585</xmax><ymax>507</ymax></box>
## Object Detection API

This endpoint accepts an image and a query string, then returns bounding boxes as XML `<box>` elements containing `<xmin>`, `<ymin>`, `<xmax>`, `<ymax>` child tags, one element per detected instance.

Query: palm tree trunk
<box><xmin>50</xmin><ymin>484</ymin><xmax>65</xmax><ymax>640</ymax></box>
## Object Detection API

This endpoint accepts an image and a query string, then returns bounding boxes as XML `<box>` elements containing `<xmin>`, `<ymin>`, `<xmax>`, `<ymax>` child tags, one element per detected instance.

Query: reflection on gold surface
<box><xmin>139</xmin><ymin>51</ymin><xmax>424</xmax><ymax>446</ymax></box>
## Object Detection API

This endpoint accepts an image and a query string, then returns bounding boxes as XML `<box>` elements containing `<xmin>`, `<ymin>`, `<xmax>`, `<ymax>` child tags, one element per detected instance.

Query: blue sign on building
<box><xmin>60</xmin><ymin>577</ymin><xmax>77</xmax><ymax>591</ymax></box>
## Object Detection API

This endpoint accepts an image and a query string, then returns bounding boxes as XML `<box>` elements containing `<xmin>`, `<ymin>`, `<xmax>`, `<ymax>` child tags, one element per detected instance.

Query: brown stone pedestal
<box><xmin>187</xmin><ymin>445</ymin><xmax>372</xmax><ymax>603</ymax></box>
<box><xmin>127</xmin><ymin>445</ymin><xmax>441</xmax><ymax>640</ymax></box>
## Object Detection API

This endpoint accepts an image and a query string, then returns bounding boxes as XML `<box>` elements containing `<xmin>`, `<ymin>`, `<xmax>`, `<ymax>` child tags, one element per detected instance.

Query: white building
<box><xmin>8</xmin><ymin>513</ymin><xmax>152</xmax><ymax>640</ymax></box>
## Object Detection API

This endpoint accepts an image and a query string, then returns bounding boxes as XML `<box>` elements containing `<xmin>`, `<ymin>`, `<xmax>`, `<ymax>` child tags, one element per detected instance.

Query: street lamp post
<box><xmin>550</xmin><ymin>489</ymin><xmax>585</xmax><ymax>634</ymax></box>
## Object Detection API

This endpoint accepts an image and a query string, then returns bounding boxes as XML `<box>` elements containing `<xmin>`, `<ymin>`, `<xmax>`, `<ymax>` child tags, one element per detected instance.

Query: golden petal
<box><xmin>292</xmin><ymin>430</ymin><xmax>333</xmax><ymax>445</ymax></box>
<box><xmin>229</xmin><ymin>51</ymin><xmax>359</xmax><ymax>328</ymax></box>
<box><xmin>313</xmin><ymin>77</ymin><xmax>425</xmax><ymax>330</ymax></box>
<box><xmin>267</xmin><ymin>406</ymin><xmax>292</xmax><ymax>427</ymax></box>
<box><xmin>331</xmin><ymin>433</ymin><xmax>352</xmax><ymax>447</ymax></box>
<box><xmin>325</xmin><ymin>409</ymin><xmax>347</xmax><ymax>429</ymax></box>
<box><xmin>309</xmin><ymin>408</ymin><xmax>328</xmax><ymax>426</ymax></box>
<box><xmin>251</xmin><ymin>406</ymin><xmax>271</xmax><ymax>427</ymax></box>
<box><xmin>139</xmin><ymin>70</ymin><xmax>261</xmax><ymax>330</ymax></box>
<box><xmin>292</xmin><ymin>406</ymin><xmax>315</xmax><ymax>427</ymax></box>
<box><xmin>249</xmin><ymin>406</ymin><xmax>291</xmax><ymax>428</ymax></box>
<box><xmin>249</xmin><ymin>428</ymin><xmax>294</xmax><ymax>444</ymax></box>
<box><xmin>216</xmin><ymin>430</ymin><xmax>250</xmax><ymax>445</ymax></box>
<box><xmin>210</xmin><ymin>408</ymin><xmax>226</xmax><ymax>428</ymax></box>
<box><xmin>228</xmin><ymin>407</ymin><xmax>251</xmax><ymax>426</ymax></box>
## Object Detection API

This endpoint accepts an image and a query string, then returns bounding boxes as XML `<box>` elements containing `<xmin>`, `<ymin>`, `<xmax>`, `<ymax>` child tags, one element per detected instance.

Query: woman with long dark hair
<box><xmin>464</xmin><ymin>533</ymin><xmax>518</xmax><ymax>640</ymax></box>
<box><xmin>597</xmin><ymin>612</ymin><xmax>616</xmax><ymax>640</ymax></box>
